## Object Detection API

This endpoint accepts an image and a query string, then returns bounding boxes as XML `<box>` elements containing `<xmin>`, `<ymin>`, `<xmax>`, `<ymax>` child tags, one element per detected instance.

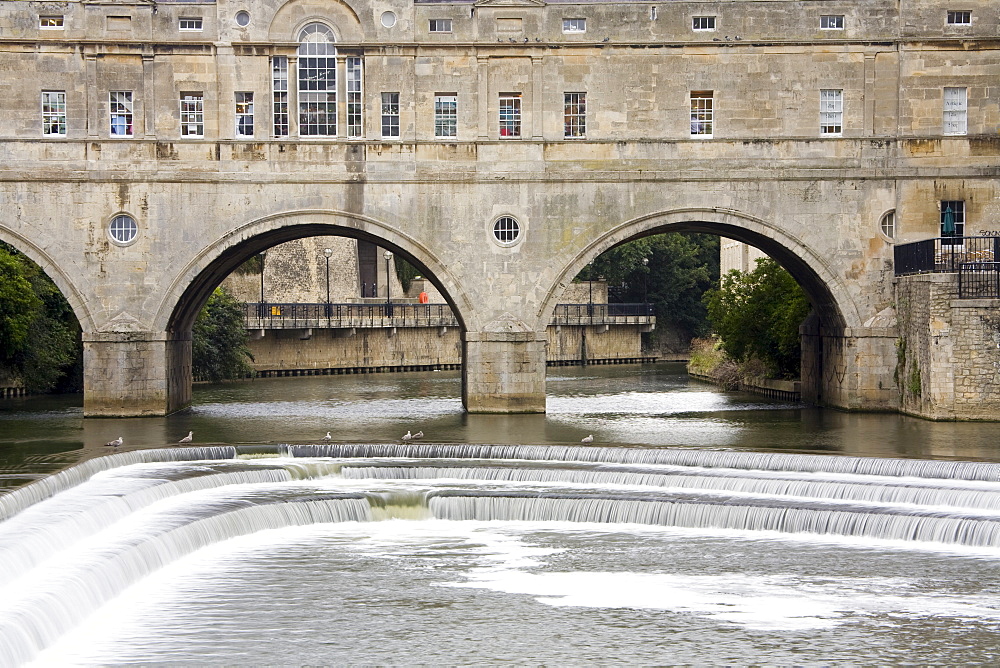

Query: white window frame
<box><xmin>692</xmin><ymin>16</ymin><xmax>716</xmax><ymax>31</ymax></box>
<box><xmin>346</xmin><ymin>57</ymin><xmax>363</xmax><ymax>138</ymax></box>
<box><xmin>690</xmin><ymin>91</ymin><xmax>714</xmax><ymax>138</ymax></box>
<box><xmin>108</xmin><ymin>213</ymin><xmax>138</xmax><ymax>246</ymax></box>
<box><xmin>946</xmin><ymin>10</ymin><xmax>971</xmax><ymax>25</ymax></box>
<box><xmin>564</xmin><ymin>92</ymin><xmax>586</xmax><ymax>139</ymax></box>
<box><xmin>381</xmin><ymin>92</ymin><xmax>400</xmax><ymax>139</ymax></box>
<box><xmin>235</xmin><ymin>92</ymin><xmax>254</xmax><ymax>137</ymax></box>
<box><xmin>879</xmin><ymin>210</ymin><xmax>896</xmax><ymax>240</ymax></box>
<box><xmin>499</xmin><ymin>93</ymin><xmax>521</xmax><ymax>138</ymax></box>
<box><xmin>429</xmin><ymin>19</ymin><xmax>452</xmax><ymax>33</ymax></box>
<box><xmin>820</xmin><ymin>89</ymin><xmax>843</xmax><ymax>136</ymax></box>
<box><xmin>820</xmin><ymin>15</ymin><xmax>844</xmax><ymax>30</ymax></box>
<box><xmin>41</xmin><ymin>91</ymin><xmax>67</xmax><ymax>136</ymax></box>
<box><xmin>39</xmin><ymin>15</ymin><xmax>64</xmax><ymax>29</ymax></box>
<box><xmin>562</xmin><ymin>18</ymin><xmax>586</xmax><ymax>33</ymax></box>
<box><xmin>180</xmin><ymin>92</ymin><xmax>205</xmax><ymax>138</ymax></box>
<box><xmin>109</xmin><ymin>91</ymin><xmax>133</xmax><ymax>137</ymax></box>
<box><xmin>940</xmin><ymin>200</ymin><xmax>966</xmax><ymax>243</ymax></box>
<box><xmin>943</xmin><ymin>87</ymin><xmax>968</xmax><ymax>136</ymax></box>
<box><xmin>297</xmin><ymin>23</ymin><xmax>337</xmax><ymax>137</ymax></box>
<box><xmin>272</xmin><ymin>56</ymin><xmax>289</xmax><ymax>137</ymax></box>
<box><xmin>179</xmin><ymin>17</ymin><xmax>203</xmax><ymax>31</ymax></box>
<box><xmin>434</xmin><ymin>94</ymin><xmax>457</xmax><ymax>138</ymax></box>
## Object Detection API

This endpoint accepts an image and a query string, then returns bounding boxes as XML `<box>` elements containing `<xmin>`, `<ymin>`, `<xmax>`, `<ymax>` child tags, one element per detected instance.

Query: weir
<box><xmin>6</xmin><ymin>444</ymin><xmax>1000</xmax><ymax>664</ymax></box>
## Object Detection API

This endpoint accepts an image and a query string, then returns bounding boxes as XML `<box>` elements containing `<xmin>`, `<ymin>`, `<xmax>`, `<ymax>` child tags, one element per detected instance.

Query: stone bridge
<box><xmin>0</xmin><ymin>0</ymin><xmax>996</xmax><ymax>417</ymax></box>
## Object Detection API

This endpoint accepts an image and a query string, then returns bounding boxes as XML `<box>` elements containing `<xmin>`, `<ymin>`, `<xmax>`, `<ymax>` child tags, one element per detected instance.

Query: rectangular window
<box><xmin>429</xmin><ymin>19</ymin><xmax>452</xmax><ymax>33</ymax></box>
<box><xmin>272</xmin><ymin>56</ymin><xmax>289</xmax><ymax>137</ymax></box>
<box><xmin>947</xmin><ymin>10</ymin><xmax>971</xmax><ymax>25</ymax></box>
<box><xmin>434</xmin><ymin>94</ymin><xmax>457</xmax><ymax>138</ymax></box>
<box><xmin>562</xmin><ymin>18</ymin><xmax>586</xmax><ymax>33</ymax></box>
<box><xmin>179</xmin><ymin>17</ymin><xmax>203</xmax><ymax>31</ymax></box>
<box><xmin>109</xmin><ymin>91</ymin><xmax>133</xmax><ymax>137</ymax></box>
<box><xmin>692</xmin><ymin>16</ymin><xmax>716</xmax><ymax>31</ymax></box>
<box><xmin>499</xmin><ymin>94</ymin><xmax>521</xmax><ymax>138</ymax></box>
<box><xmin>564</xmin><ymin>92</ymin><xmax>586</xmax><ymax>138</ymax></box>
<box><xmin>39</xmin><ymin>15</ymin><xmax>64</xmax><ymax>29</ymax></box>
<box><xmin>690</xmin><ymin>91</ymin><xmax>714</xmax><ymax>137</ymax></box>
<box><xmin>381</xmin><ymin>92</ymin><xmax>400</xmax><ymax>138</ymax></box>
<box><xmin>820</xmin><ymin>15</ymin><xmax>844</xmax><ymax>30</ymax></box>
<box><xmin>347</xmin><ymin>57</ymin><xmax>363</xmax><ymax>138</ymax></box>
<box><xmin>41</xmin><ymin>91</ymin><xmax>67</xmax><ymax>136</ymax></box>
<box><xmin>940</xmin><ymin>200</ymin><xmax>965</xmax><ymax>240</ymax></box>
<box><xmin>820</xmin><ymin>89</ymin><xmax>843</xmax><ymax>136</ymax></box>
<box><xmin>236</xmin><ymin>92</ymin><xmax>254</xmax><ymax>137</ymax></box>
<box><xmin>180</xmin><ymin>93</ymin><xmax>204</xmax><ymax>137</ymax></box>
<box><xmin>298</xmin><ymin>49</ymin><xmax>336</xmax><ymax>136</ymax></box>
<box><xmin>943</xmin><ymin>87</ymin><xmax>968</xmax><ymax>135</ymax></box>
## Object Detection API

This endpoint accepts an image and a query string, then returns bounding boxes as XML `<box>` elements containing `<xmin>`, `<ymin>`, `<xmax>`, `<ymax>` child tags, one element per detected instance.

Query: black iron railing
<box><xmin>244</xmin><ymin>302</ymin><xmax>459</xmax><ymax>329</ymax></box>
<box><xmin>243</xmin><ymin>302</ymin><xmax>656</xmax><ymax>329</ymax></box>
<box><xmin>958</xmin><ymin>262</ymin><xmax>1000</xmax><ymax>299</ymax></box>
<box><xmin>894</xmin><ymin>236</ymin><xmax>1000</xmax><ymax>275</ymax></box>
<box><xmin>550</xmin><ymin>303</ymin><xmax>655</xmax><ymax>325</ymax></box>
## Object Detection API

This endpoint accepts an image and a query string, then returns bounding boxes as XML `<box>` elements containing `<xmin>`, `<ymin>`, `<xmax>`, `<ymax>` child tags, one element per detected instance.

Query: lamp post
<box><xmin>323</xmin><ymin>247</ymin><xmax>333</xmax><ymax>320</ymax></box>
<box><xmin>383</xmin><ymin>249</ymin><xmax>393</xmax><ymax>317</ymax></box>
<box><xmin>588</xmin><ymin>262</ymin><xmax>594</xmax><ymax>321</ymax></box>
<box><xmin>642</xmin><ymin>257</ymin><xmax>649</xmax><ymax>314</ymax></box>
<box><xmin>258</xmin><ymin>250</ymin><xmax>267</xmax><ymax>320</ymax></box>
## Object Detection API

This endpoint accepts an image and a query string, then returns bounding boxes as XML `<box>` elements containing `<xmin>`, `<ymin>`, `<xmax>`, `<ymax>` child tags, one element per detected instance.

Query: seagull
<box><xmin>178</xmin><ymin>431</ymin><xmax>193</xmax><ymax>443</ymax></box>
<box><xmin>401</xmin><ymin>431</ymin><xmax>413</xmax><ymax>441</ymax></box>
<box><xmin>602</xmin><ymin>37</ymin><xmax>610</xmax><ymax>42</ymax></box>
<box><xmin>322</xmin><ymin>432</ymin><xmax>332</xmax><ymax>441</ymax></box>
<box><xmin>105</xmin><ymin>436</ymin><xmax>123</xmax><ymax>448</ymax></box>
<box><xmin>581</xmin><ymin>435</ymin><xmax>594</xmax><ymax>443</ymax></box>
<box><xmin>413</xmin><ymin>431</ymin><xmax>424</xmax><ymax>440</ymax></box>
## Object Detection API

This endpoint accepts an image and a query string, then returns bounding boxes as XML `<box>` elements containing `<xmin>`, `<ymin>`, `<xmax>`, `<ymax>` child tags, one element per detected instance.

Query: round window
<box><xmin>381</xmin><ymin>11</ymin><xmax>397</xmax><ymax>28</ymax></box>
<box><xmin>108</xmin><ymin>214</ymin><xmax>138</xmax><ymax>246</ymax></box>
<box><xmin>235</xmin><ymin>11</ymin><xmax>251</xmax><ymax>27</ymax></box>
<box><xmin>880</xmin><ymin>210</ymin><xmax>896</xmax><ymax>240</ymax></box>
<box><xmin>492</xmin><ymin>216</ymin><xmax>521</xmax><ymax>246</ymax></box>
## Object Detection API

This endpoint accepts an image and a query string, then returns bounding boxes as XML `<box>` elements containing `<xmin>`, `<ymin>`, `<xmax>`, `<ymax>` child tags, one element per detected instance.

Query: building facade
<box><xmin>0</xmin><ymin>0</ymin><xmax>996</xmax><ymax>415</ymax></box>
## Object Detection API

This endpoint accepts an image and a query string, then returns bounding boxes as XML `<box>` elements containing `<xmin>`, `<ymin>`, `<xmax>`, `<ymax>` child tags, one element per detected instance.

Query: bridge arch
<box><xmin>538</xmin><ymin>207</ymin><xmax>858</xmax><ymax>332</ymax></box>
<box><xmin>157</xmin><ymin>209</ymin><xmax>474</xmax><ymax>335</ymax></box>
<box><xmin>0</xmin><ymin>227</ymin><xmax>93</xmax><ymax>332</ymax></box>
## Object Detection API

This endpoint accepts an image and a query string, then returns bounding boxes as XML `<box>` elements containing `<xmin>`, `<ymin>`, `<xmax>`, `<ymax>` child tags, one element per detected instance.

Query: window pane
<box><xmin>180</xmin><ymin>93</ymin><xmax>204</xmax><ymax>137</ymax></box>
<box><xmin>297</xmin><ymin>24</ymin><xmax>337</xmax><ymax>136</ymax></box>
<box><xmin>236</xmin><ymin>92</ymin><xmax>254</xmax><ymax>137</ymax></box>
<box><xmin>381</xmin><ymin>92</ymin><xmax>400</xmax><ymax>138</ymax></box>
<box><xmin>109</xmin><ymin>91</ymin><xmax>133</xmax><ymax>136</ymax></box>
<box><xmin>943</xmin><ymin>87</ymin><xmax>967</xmax><ymax>135</ymax></box>
<box><xmin>347</xmin><ymin>57</ymin><xmax>363</xmax><ymax>138</ymax></box>
<box><xmin>820</xmin><ymin>89</ymin><xmax>843</xmax><ymax>135</ymax></box>
<box><xmin>272</xmin><ymin>56</ymin><xmax>289</xmax><ymax>136</ymax></box>
<box><xmin>42</xmin><ymin>91</ymin><xmax>67</xmax><ymax>136</ymax></box>
<box><xmin>690</xmin><ymin>91</ymin><xmax>713</xmax><ymax>136</ymax></box>
<box><xmin>564</xmin><ymin>92</ymin><xmax>586</xmax><ymax>138</ymax></box>
<box><xmin>499</xmin><ymin>94</ymin><xmax>521</xmax><ymax>138</ymax></box>
<box><xmin>435</xmin><ymin>94</ymin><xmax>457</xmax><ymax>137</ymax></box>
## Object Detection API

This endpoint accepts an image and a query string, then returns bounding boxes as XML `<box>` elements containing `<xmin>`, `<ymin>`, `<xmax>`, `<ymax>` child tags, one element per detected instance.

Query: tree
<box><xmin>579</xmin><ymin>233</ymin><xmax>720</xmax><ymax>339</ymax></box>
<box><xmin>192</xmin><ymin>287</ymin><xmax>256</xmax><ymax>382</ymax></box>
<box><xmin>702</xmin><ymin>257</ymin><xmax>811</xmax><ymax>378</ymax></box>
<box><xmin>0</xmin><ymin>244</ymin><xmax>82</xmax><ymax>392</ymax></box>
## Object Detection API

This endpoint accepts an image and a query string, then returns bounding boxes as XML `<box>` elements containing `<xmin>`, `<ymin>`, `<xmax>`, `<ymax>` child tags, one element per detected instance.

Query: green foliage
<box><xmin>192</xmin><ymin>287</ymin><xmax>256</xmax><ymax>382</ymax></box>
<box><xmin>703</xmin><ymin>258</ymin><xmax>811</xmax><ymax>378</ymax></box>
<box><xmin>395</xmin><ymin>256</ymin><xmax>421</xmax><ymax>294</ymax></box>
<box><xmin>0</xmin><ymin>243</ymin><xmax>82</xmax><ymax>392</ymax></box>
<box><xmin>579</xmin><ymin>233</ymin><xmax>720</xmax><ymax>339</ymax></box>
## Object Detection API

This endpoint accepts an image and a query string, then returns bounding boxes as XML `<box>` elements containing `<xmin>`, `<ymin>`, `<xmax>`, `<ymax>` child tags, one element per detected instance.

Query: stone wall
<box><xmin>896</xmin><ymin>273</ymin><xmax>1000</xmax><ymax>420</ymax></box>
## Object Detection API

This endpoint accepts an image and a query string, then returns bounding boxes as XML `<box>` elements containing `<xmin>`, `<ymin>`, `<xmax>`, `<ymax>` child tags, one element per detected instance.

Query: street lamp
<box><xmin>323</xmin><ymin>247</ymin><xmax>333</xmax><ymax>319</ymax></box>
<box><xmin>258</xmin><ymin>250</ymin><xmax>267</xmax><ymax>319</ymax></box>
<box><xmin>383</xmin><ymin>249</ymin><xmax>393</xmax><ymax>317</ymax></box>
<box><xmin>642</xmin><ymin>257</ymin><xmax>649</xmax><ymax>313</ymax></box>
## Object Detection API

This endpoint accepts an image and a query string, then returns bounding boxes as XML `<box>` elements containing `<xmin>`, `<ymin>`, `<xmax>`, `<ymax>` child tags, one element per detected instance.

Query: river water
<box><xmin>3</xmin><ymin>363</ymin><xmax>1000</xmax><ymax>665</ymax></box>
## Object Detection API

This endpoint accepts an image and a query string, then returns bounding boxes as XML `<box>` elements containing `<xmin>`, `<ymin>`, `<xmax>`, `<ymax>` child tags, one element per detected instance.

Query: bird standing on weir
<box><xmin>581</xmin><ymin>435</ymin><xmax>594</xmax><ymax>443</ymax></box>
<box><xmin>413</xmin><ymin>431</ymin><xmax>424</xmax><ymax>440</ymax></box>
<box><xmin>105</xmin><ymin>437</ymin><xmax>123</xmax><ymax>448</ymax></box>
<box><xmin>402</xmin><ymin>431</ymin><xmax>413</xmax><ymax>441</ymax></box>
<box><xmin>322</xmin><ymin>432</ymin><xmax>332</xmax><ymax>442</ymax></box>
<box><xmin>178</xmin><ymin>431</ymin><xmax>193</xmax><ymax>443</ymax></box>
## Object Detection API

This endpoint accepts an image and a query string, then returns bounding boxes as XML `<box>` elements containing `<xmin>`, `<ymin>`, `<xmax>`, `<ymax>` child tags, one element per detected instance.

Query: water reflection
<box><xmin>2</xmin><ymin>362</ymin><xmax>1000</xmax><ymax>493</ymax></box>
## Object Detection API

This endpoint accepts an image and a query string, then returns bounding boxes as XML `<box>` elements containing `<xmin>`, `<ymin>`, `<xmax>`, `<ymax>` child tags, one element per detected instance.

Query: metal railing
<box><xmin>244</xmin><ymin>302</ymin><xmax>459</xmax><ymax>329</ymax></box>
<box><xmin>895</xmin><ymin>236</ymin><xmax>1000</xmax><ymax>275</ymax></box>
<box><xmin>243</xmin><ymin>302</ymin><xmax>656</xmax><ymax>329</ymax></box>
<box><xmin>550</xmin><ymin>303</ymin><xmax>655</xmax><ymax>325</ymax></box>
<box><xmin>958</xmin><ymin>262</ymin><xmax>1000</xmax><ymax>299</ymax></box>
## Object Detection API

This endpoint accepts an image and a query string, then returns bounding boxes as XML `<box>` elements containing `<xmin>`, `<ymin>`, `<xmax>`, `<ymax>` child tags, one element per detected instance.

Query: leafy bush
<box><xmin>192</xmin><ymin>288</ymin><xmax>255</xmax><ymax>382</ymax></box>
<box><xmin>702</xmin><ymin>258</ymin><xmax>811</xmax><ymax>378</ymax></box>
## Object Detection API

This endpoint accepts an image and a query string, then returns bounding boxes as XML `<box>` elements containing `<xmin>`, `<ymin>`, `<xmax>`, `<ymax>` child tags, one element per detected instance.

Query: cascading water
<box><xmin>6</xmin><ymin>443</ymin><xmax>1000</xmax><ymax>665</ymax></box>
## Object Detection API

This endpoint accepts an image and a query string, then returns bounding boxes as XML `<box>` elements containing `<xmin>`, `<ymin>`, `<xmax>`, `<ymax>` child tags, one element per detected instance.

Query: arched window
<box><xmin>298</xmin><ymin>23</ymin><xmax>337</xmax><ymax>136</ymax></box>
